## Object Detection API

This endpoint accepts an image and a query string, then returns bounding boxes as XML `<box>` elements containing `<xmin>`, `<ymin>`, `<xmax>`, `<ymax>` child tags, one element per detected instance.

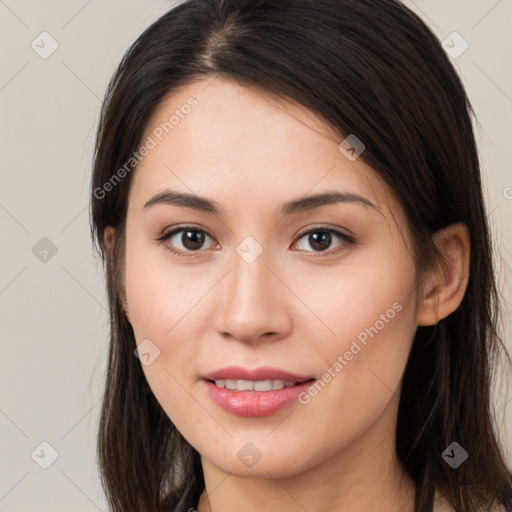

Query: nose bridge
<box><xmin>227</xmin><ymin>245</ymin><xmax>274</xmax><ymax>314</ymax></box>
<box><xmin>214</xmin><ymin>240</ymin><xmax>289</xmax><ymax>342</ymax></box>
<box><xmin>227</xmin><ymin>231</ymin><xmax>272</xmax><ymax>298</ymax></box>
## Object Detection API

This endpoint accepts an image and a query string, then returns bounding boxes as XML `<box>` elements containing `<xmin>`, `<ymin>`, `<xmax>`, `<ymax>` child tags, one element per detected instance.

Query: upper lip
<box><xmin>202</xmin><ymin>366</ymin><xmax>314</xmax><ymax>383</ymax></box>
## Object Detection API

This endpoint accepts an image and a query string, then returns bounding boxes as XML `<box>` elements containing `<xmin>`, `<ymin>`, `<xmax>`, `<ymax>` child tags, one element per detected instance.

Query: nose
<box><xmin>213</xmin><ymin>249</ymin><xmax>292</xmax><ymax>345</ymax></box>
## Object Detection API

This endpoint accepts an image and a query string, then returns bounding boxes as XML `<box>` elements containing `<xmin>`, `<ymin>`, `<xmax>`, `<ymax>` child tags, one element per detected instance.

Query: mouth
<box><xmin>206</xmin><ymin>378</ymin><xmax>314</xmax><ymax>392</ymax></box>
<box><xmin>200</xmin><ymin>366</ymin><xmax>317</xmax><ymax>417</ymax></box>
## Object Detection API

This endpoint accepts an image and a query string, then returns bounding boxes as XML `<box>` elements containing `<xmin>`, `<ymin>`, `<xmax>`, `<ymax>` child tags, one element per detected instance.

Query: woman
<box><xmin>89</xmin><ymin>0</ymin><xmax>512</xmax><ymax>511</ymax></box>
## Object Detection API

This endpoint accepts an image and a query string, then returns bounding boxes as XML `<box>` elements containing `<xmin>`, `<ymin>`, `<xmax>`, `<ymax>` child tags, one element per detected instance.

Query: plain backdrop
<box><xmin>1</xmin><ymin>1</ymin><xmax>511</xmax><ymax>510</ymax></box>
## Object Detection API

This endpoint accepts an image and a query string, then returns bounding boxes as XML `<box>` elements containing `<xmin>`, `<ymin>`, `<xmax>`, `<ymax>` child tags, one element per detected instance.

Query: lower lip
<box><xmin>202</xmin><ymin>379</ymin><xmax>316</xmax><ymax>417</ymax></box>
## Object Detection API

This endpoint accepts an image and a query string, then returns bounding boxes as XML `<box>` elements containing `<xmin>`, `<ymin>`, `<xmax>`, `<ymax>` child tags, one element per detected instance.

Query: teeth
<box><xmin>237</xmin><ymin>379</ymin><xmax>254</xmax><ymax>391</ymax></box>
<box><xmin>224</xmin><ymin>379</ymin><xmax>237</xmax><ymax>390</ymax></box>
<box><xmin>214</xmin><ymin>379</ymin><xmax>297</xmax><ymax>391</ymax></box>
<box><xmin>254</xmin><ymin>380</ymin><xmax>272</xmax><ymax>391</ymax></box>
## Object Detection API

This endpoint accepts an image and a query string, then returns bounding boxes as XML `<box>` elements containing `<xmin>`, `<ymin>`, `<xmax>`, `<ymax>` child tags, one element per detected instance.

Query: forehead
<box><xmin>128</xmin><ymin>77</ymin><xmax>392</xmax><ymax>214</ymax></box>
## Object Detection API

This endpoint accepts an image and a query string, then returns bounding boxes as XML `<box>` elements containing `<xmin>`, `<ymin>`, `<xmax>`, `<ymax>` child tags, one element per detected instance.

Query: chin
<box><xmin>198</xmin><ymin>439</ymin><xmax>326</xmax><ymax>479</ymax></box>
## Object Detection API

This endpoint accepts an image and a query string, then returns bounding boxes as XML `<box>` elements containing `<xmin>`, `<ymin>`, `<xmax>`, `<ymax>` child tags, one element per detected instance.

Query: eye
<box><xmin>156</xmin><ymin>225</ymin><xmax>217</xmax><ymax>258</ymax></box>
<box><xmin>156</xmin><ymin>224</ymin><xmax>355</xmax><ymax>259</ymax></box>
<box><xmin>292</xmin><ymin>226</ymin><xmax>355</xmax><ymax>257</ymax></box>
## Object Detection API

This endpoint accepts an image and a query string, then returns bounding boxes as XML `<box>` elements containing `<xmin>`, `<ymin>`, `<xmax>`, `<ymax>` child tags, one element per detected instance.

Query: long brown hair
<box><xmin>89</xmin><ymin>0</ymin><xmax>512</xmax><ymax>510</ymax></box>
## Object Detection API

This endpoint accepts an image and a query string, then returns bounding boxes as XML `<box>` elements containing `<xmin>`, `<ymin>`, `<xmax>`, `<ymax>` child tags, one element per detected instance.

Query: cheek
<box><xmin>123</xmin><ymin>234</ymin><xmax>194</xmax><ymax>340</ymax></box>
<box><xmin>289</xmin><ymin>248</ymin><xmax>418</xmax><ymax>407</ymax></box>
<box><xmin>123</xmin><ymin>235</ymin><xmax>211</xmax><ymax>397</ymax></box>
<box><xmin>123</xmin><ymin>240</ymin><xmax>207</xmax><ymax>431</ymax></box>
<box><xmin>291</xmin><ymin>245</ymin><xmax>417</xmax><ymax>346</ymax></box>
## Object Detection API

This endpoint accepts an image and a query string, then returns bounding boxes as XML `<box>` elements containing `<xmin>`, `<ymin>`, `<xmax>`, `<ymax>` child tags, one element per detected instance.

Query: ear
<box><xmin>104</xmin><ymin>226</ymin><xmax>129</xmax><ymax>318</ymax></box>
<box><xmin>416</xmin><ymin>223</ymin><xmax>470</xmax><ymax>326</ymax></box>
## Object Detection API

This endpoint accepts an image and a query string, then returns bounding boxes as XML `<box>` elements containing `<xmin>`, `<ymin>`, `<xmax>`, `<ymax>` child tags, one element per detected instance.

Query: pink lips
<box><xmin>201</xmin><ymin>366</ymin><xmax>316</xmax><ymax>417</ymax></box>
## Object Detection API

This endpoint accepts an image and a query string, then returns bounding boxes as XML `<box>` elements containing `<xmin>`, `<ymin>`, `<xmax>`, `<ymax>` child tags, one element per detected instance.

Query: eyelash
<box><xmin>155</xmin><ymin>224</ymin><xmax>356</xmax><ymax>259</ymax></box>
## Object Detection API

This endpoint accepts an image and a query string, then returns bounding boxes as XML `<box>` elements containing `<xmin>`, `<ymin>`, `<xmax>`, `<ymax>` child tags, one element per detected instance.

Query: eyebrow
<box><xmin>143</xmin><ymin>189</ymin><xmax>380</xmax><ymax>216</ymax></box>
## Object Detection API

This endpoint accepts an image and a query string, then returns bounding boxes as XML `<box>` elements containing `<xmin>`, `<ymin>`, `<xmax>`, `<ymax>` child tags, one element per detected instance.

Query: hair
<box><xmin>89</xmin><ymin>0</ymin><xmax>512</xmax><ymax>511</ymax></box>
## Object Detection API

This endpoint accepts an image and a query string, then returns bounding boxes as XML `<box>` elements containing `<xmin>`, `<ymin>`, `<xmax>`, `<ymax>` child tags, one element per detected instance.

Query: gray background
<box><xmin>1</xmin><ymin>1</ymin><xmax>511</xmax><ymax>510</ymax></box>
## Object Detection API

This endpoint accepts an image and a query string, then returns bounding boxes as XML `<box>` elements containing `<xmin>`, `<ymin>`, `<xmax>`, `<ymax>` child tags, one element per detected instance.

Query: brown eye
<box><xmin>293</xmin><ymin>227</ymin><xmax>355</xmax><ymax>256</ymax></box>
<box><xmin>173</xmin><ymin>229</ymin><xmax>207</xmax><ymax>251</ymax></box>
<box><xmin>157</xmin><ymin>226</ymin><xmax>217</xmax><ymax>258</ymax></box>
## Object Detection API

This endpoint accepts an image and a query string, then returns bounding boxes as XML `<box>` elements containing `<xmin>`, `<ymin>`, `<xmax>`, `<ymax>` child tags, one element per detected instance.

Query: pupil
<box><xmin>183</xmin><ymin>230</ymin><xmax>204</xmax><ymax>250</ymax></box>
<box><xmin>310</xmin><ymin>231</ymin><xmax>331</xmax><ymax>251</ymax></box>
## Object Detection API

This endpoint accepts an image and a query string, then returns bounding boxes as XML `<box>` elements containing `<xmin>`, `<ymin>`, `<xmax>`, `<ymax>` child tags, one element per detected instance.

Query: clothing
<box><xmin>434</xmin><ymin>491</ymin><xmax>455</xmax><ymax>511</ymax></box>
<box><xmin>434</xmin><ymin>491</ymin><xmax>508</xmax><ymax>511</ymax></box>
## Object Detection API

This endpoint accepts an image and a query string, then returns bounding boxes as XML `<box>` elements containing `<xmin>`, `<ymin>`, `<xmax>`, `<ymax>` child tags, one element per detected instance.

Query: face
<box><xmin>120</xmin><ymin>77</ymin><xmax>420</xmax><ymax>477</ymax></box>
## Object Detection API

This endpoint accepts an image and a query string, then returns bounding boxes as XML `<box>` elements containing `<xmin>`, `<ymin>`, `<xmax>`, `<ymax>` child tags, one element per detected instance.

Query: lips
<box><xmin>201</xmin><ymin>366</ymin><xmax>317</xmax><ymax>417</ymax></box>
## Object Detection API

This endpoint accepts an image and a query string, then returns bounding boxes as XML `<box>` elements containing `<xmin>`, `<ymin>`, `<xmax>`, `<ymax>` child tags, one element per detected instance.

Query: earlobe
<box><xmin>103</xmin><ymin>226</ymin><xmax>130</xmax><ymax>320</ymax></box>
<box><xmin>104</xmin><ymin>226</ymin><xmax>116</xmax><ymax>264</ymax></box>
<box><xmin>120</xmin><ymin>298</ymin><xmax>130</xmax><ymax>318</ymax></box>
<box><xmin>416</xmin><ymin>223</ymin><xmax>470</xmax><ymax>326</ymax></box>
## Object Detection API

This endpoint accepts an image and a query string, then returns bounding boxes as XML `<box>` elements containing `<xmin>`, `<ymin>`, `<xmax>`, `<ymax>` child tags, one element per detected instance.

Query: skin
<box><xmin>104</xmin><ymin>77</ymin><xmax>470</xmax><ymax>512</ymax></box>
